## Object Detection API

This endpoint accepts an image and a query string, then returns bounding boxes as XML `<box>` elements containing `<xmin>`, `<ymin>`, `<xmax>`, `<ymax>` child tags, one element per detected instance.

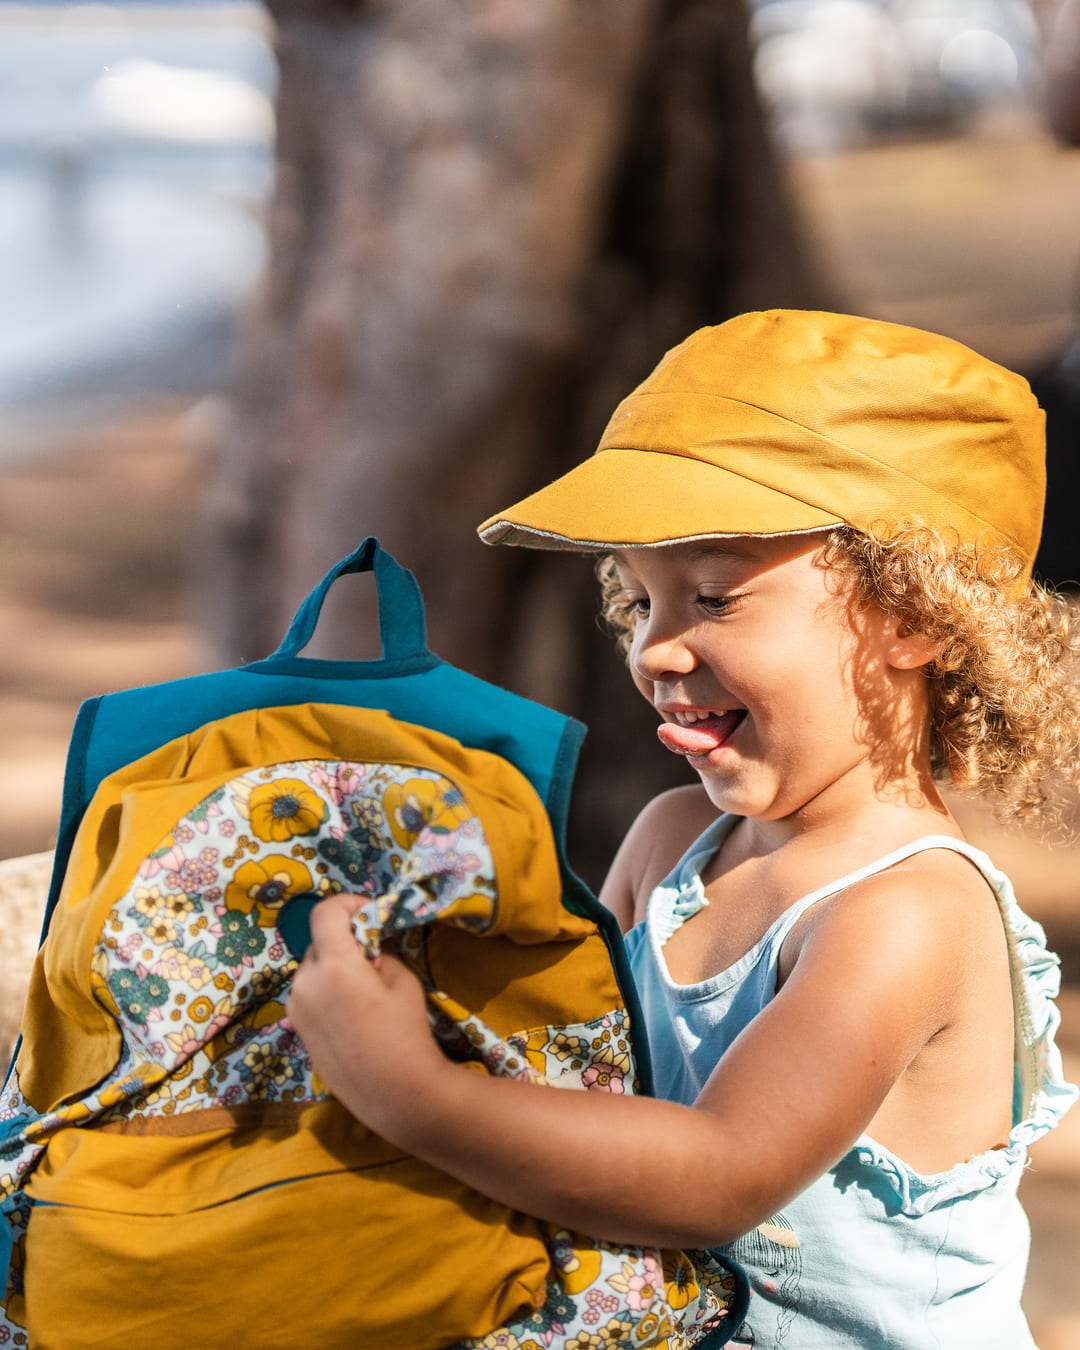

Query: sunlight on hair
<box><xmin>597</xmin><ymin>526</ymin><xmax>1080</xmax><ymax>834</ymax></box>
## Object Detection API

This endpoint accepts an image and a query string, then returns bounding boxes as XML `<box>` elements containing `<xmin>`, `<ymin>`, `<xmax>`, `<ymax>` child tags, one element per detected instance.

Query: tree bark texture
<box><xmin>1046</xmin><ymin>0</ymin><xmax>1080</xmax><ymax>145</ymax></box>
<box><xmin>206</xmin><ymin>0</ymin><xmax>833</xmax><ymax>887</ymax></box>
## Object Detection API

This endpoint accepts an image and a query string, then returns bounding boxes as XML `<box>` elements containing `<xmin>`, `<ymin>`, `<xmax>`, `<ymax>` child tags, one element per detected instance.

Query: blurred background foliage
<box><xmin>2</xmin><ymin>2</ymin><xmax>1080</xmax><ymax>1336</ymax></box>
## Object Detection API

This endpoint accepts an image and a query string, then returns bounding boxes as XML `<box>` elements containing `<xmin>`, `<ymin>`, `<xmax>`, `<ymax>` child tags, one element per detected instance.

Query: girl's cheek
<box><xmin>630</xmin><ymin>667</ymin><xmax>655</xmax><ymax>705</ymax></box>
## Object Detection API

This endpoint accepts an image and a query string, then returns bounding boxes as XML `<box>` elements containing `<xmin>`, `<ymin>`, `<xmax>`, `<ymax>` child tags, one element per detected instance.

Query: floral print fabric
<box><xmin>0</xmin><ymin>758</ymin><xmax>742</xmax><ymax>1348</ymax></box>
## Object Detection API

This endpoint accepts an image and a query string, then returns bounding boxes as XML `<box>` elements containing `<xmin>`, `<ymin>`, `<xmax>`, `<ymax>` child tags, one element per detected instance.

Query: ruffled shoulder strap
<box><xmin>645</xmin><ymin>815</ymin><xmax>738</xmax><ymax>947</ymax></box>
<box><xmin>890</xmin><ymin>836</ymin><xmax>1077</xmax><ymax>1145</ymax></box>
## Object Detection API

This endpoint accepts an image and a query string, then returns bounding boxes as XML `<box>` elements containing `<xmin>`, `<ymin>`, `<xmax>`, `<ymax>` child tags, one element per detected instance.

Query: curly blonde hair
<box><xmin>597</xmin><ymin>524</ymin><xmax>1080</xmax><ymax>827</ymax></box>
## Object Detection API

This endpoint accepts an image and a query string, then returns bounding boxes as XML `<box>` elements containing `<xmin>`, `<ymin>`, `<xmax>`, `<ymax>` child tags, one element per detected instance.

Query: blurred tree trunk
<box><xmin>1046</xmin><ymin>0</ymin><xmax>1080</xmax><ymax>145</ymax></box>
<box><xmin>205</xmin><ymin>0</ymin><xmax>832</xmax><ymax>888</ymax></box>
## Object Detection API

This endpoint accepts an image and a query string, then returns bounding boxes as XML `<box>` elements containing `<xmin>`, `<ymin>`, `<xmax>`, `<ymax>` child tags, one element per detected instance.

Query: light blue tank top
<box><xmin>626</xmin><ymin>815</ymin><xmax>1077</xmax><ymax>1350</ymax></box>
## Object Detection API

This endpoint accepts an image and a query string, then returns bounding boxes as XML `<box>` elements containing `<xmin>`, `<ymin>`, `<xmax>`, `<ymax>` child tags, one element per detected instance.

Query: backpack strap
<box><xmin>268</xmin><ymin>537</ymin><xmax>427</xmax><ymax>662</ymax></box>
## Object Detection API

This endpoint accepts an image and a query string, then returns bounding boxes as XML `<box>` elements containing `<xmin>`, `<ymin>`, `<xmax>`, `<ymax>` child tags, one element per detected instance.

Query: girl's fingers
<box><xmin>302</xmin><ymin>894</ymin><xmax>412</xmax><ymax>987</ymax></box>
<box><xmin>306</xmin><ymin>891</ymin><xmax>367</xmax><ymax>960</ymax></box>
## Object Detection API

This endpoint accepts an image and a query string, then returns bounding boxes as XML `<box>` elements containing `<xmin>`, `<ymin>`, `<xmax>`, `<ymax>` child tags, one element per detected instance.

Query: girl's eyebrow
<box><xmin>684</xmin><ymin>543</ymin><xmax>755</xmax><ymax>564</ymax></box>
<box><xmin>685</xmin><ymin>545</ymin><xmax>740</xmax><ymax>561</ymax></box>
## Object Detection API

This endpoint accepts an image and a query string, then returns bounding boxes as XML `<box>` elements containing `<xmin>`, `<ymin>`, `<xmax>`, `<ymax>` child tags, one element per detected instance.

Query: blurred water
<box><xmin>0</xmin><ymin>2</ymin><xmax>276</xmax><ymax>440</ymax></box>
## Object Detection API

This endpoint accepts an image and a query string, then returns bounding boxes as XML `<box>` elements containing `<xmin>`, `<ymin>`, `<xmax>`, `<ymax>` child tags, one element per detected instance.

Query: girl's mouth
<box><xmin>656</xmin><ymin>710</ymin><xmax>746</xmax><ymax>758</ymax></box>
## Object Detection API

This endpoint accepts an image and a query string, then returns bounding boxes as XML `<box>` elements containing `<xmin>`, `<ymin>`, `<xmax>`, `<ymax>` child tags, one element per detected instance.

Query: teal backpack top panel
<box><xmin>38</xmin><ymin>538</ymin><xmax>651</xmax><ymax>1092</ymax></box>
<box><xmin>62</xmin><ymin>539</ymin><xmax>576</xmax><ymax>850</ymax></box>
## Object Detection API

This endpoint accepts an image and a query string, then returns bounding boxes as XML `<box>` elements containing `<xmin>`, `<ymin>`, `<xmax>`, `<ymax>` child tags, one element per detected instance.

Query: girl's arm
<box><xmin>288</xmin><ymin>869</ymin><xmax>961</xmax><ymax>1249</ymax></box>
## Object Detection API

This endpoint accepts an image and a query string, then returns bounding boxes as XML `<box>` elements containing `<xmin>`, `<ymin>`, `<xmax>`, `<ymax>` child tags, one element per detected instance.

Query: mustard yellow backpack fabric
<box><xmin>0</xmin><ymin>703</ymin><xmax>746</xmax><ymax>1349</ymax></box>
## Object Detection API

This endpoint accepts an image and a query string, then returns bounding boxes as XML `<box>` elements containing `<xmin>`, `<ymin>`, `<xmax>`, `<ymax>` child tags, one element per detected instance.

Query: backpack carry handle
<box><xmin>268</xmin><ymin>538</ymin><xmax>428</xmax><ymax>662</ymax></box>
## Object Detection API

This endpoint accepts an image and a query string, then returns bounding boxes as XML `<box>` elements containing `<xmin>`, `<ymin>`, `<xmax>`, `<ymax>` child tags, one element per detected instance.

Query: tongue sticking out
<box><xmin>657</xmin><ymin>712</ymin><xmax>744</xmax><ymax>757</ymax></box>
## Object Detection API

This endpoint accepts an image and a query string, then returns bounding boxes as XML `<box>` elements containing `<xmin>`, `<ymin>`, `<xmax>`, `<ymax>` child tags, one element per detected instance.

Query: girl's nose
<box><xmin>630</xmin><ymin>620</ymin><xmax>698</xmax><ymax>682</ymax></box>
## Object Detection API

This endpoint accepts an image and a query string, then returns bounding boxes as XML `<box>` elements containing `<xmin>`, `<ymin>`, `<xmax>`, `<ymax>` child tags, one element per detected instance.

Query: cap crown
<box><xmin>598</xmin><ymin>310</ymin><xmax>1045</xmax><ymax>563</ymax></box>
<box><xmin>479</xmin><ymin>310</ymin><xmax>1047</xmax><ymax>569</ymax></box>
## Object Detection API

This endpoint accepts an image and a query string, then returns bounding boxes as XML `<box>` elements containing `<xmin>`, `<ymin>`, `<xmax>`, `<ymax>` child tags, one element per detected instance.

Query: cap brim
<box><xmin>478</xmin><ymin>447</ymin><xmax>842</xmax><ymax>550</ymax></box>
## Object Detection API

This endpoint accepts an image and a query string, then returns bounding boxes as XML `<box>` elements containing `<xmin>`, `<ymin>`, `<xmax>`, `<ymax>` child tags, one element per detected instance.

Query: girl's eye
<box><xmin>697</xmin><ymin>594</ymin><xmax>738</xmax><ymax>615</ymax></box>
<box><xmin>627</xmin><ymin>597</ymin><xmax>650</xmax><ymax>617</ymax></box>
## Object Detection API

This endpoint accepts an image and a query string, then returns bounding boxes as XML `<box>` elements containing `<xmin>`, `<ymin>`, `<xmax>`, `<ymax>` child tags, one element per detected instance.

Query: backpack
<box><xmin>0</xmin><ymin>539</ymin><xmax>748</xmax><ymax>1349</ymax></box>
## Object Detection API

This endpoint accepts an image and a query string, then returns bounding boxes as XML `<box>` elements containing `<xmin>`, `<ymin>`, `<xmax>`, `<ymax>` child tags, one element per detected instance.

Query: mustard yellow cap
<box><xmin>478</xmin><ymin>310</ymin><xmax>1046</xmax><ymax>572</ymax></box>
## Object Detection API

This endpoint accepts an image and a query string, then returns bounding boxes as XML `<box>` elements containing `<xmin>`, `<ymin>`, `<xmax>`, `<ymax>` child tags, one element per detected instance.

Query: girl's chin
<box><xmin>692</xmin><ymin>768</ymin><xmax>756</xmax><ymax>817</ymax></box>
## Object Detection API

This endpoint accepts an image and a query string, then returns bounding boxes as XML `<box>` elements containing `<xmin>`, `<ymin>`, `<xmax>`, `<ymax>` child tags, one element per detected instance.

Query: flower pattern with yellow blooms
<box><xmin>226</xmin><ymin>854</ymin><xmax>314</xmax><ymax>926</ymax></box>
<box><xmin>447</xmin><ymin>1232</ymin><xmax>742</xmax><ymax>1350</ymax></box>
<box><xmin>0</xmin><ymin>757</ymin><xmax>743</xmax><ymax>1347</ymax></box>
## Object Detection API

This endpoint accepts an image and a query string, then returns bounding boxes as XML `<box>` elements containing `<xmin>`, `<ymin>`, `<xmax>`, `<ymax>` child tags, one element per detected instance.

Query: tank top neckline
<box><xmin>645</xmin><ymin>814</ymin><xmax>998</xmax><ymax>1001</ymax></box>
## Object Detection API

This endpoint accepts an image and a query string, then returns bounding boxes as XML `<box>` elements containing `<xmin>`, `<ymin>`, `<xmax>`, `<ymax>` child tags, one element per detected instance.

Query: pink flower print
<box><xmin>608</xmin><ymin>1255</ymin><xmax>661</xmax><ymax>1312</ymax></box>
<box><xmin>415</xmin><ymin>824</ymin><xmax>452</xmax><ymax>853</ymax></box>
<box><xmin>175</xmin><ymin>823</ymin><xmax>195</xmax><ymax>844</ymax></box>
<box><xmin>624</xmin><ymin>1273</ymin><xmax>656</xmax><ymax>1311</ymax></box>
<box><xmin>338</xmin><ymin>763</ymin><xmax>366</xmax><ymax>791</ymax></box>
<box><xmin>200</xmin><ymin>847</ymin><xmax>219</xmax><ymax>865</ymax></box>
<box><xmin>137</xmin><ymin>842</ymin><xmax>185</xmax><ymax>880</ymax></box>
<box><xmin>219</xmin><ymin>819</ymin><xmax>236</xmax><ymax>838</ymax></box>
<box><xmin>268</xmin><ymin>941</ymin><xmax>285</xmax><ymax>961</ymax></box>
<box><xmin>205</xmin><ymin>1012</ymin><xmax>232</xmax><ymax>1041</ymax></box>
<box><xmin>223</xmin><ymin>1084</ymin><xmax>243</xmax><ymax>1105</ymax></box>
<box><xmin>582</xmin><ymin>1063</ymin><xmax>625</xmax><ymax>1093</ymax></box>
<box><xmin>195</xmin><ymin>802</ymin><xmax>222</xmax><ymax>834</ymax></box>
<box><xmin>171</xmin><ymin>1030</ymin><xmax>205</xmax><ymax>1058</ymax></box>
<box><xmin>310</xmin><ymin>765</ymin><xmax>345</xmax><ymax>806</ymax></box>
<box><xmin>179</xmin><ymin>858</ymin><xmax>217</xmax><ymax>890</ymax></box>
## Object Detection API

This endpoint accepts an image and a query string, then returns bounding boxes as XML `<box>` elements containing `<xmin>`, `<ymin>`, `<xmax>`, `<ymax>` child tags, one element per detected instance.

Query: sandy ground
<box><xmin>2</xmin><ymin>120</ymin><xmax>1080</xmax><ymax>1342</ymax></box>
<box><xmin>0</xmin><ymin>403</ymin><xmax>207</xmax><ymax>861</ymax></box>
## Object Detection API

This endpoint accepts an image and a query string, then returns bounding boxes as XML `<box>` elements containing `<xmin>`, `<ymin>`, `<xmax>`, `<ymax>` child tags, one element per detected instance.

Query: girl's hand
<box><xmin>286</xmin><ymin>892</ymin><xmax>449</xmax><ymax>1142</ymax></box>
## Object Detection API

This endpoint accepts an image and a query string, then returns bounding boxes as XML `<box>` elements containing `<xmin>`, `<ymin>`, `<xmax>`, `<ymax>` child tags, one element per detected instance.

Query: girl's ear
<box><xmin>885</xmin><ymin>629</ymin><xmax>938</xmax><ymax>670</ymax></box>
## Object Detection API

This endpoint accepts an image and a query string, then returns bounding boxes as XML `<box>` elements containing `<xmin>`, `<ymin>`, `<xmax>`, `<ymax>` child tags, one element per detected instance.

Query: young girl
<box><xmin>288</xmin><ymin>310</ymin><xmax>1079</xmax><ymax>1348</ymax></box>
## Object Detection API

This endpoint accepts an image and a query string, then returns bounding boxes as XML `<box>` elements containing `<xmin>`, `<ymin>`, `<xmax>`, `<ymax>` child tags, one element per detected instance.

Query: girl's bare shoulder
<box><xmin>782</xmin><ymin>839</ymin><xmax>1005</xmax><ymax>1004</ymax></box>
<box><xmin>600</xmin><ymin>785</ymin><xmax>721</xmax><ymax>930</ymax></box>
